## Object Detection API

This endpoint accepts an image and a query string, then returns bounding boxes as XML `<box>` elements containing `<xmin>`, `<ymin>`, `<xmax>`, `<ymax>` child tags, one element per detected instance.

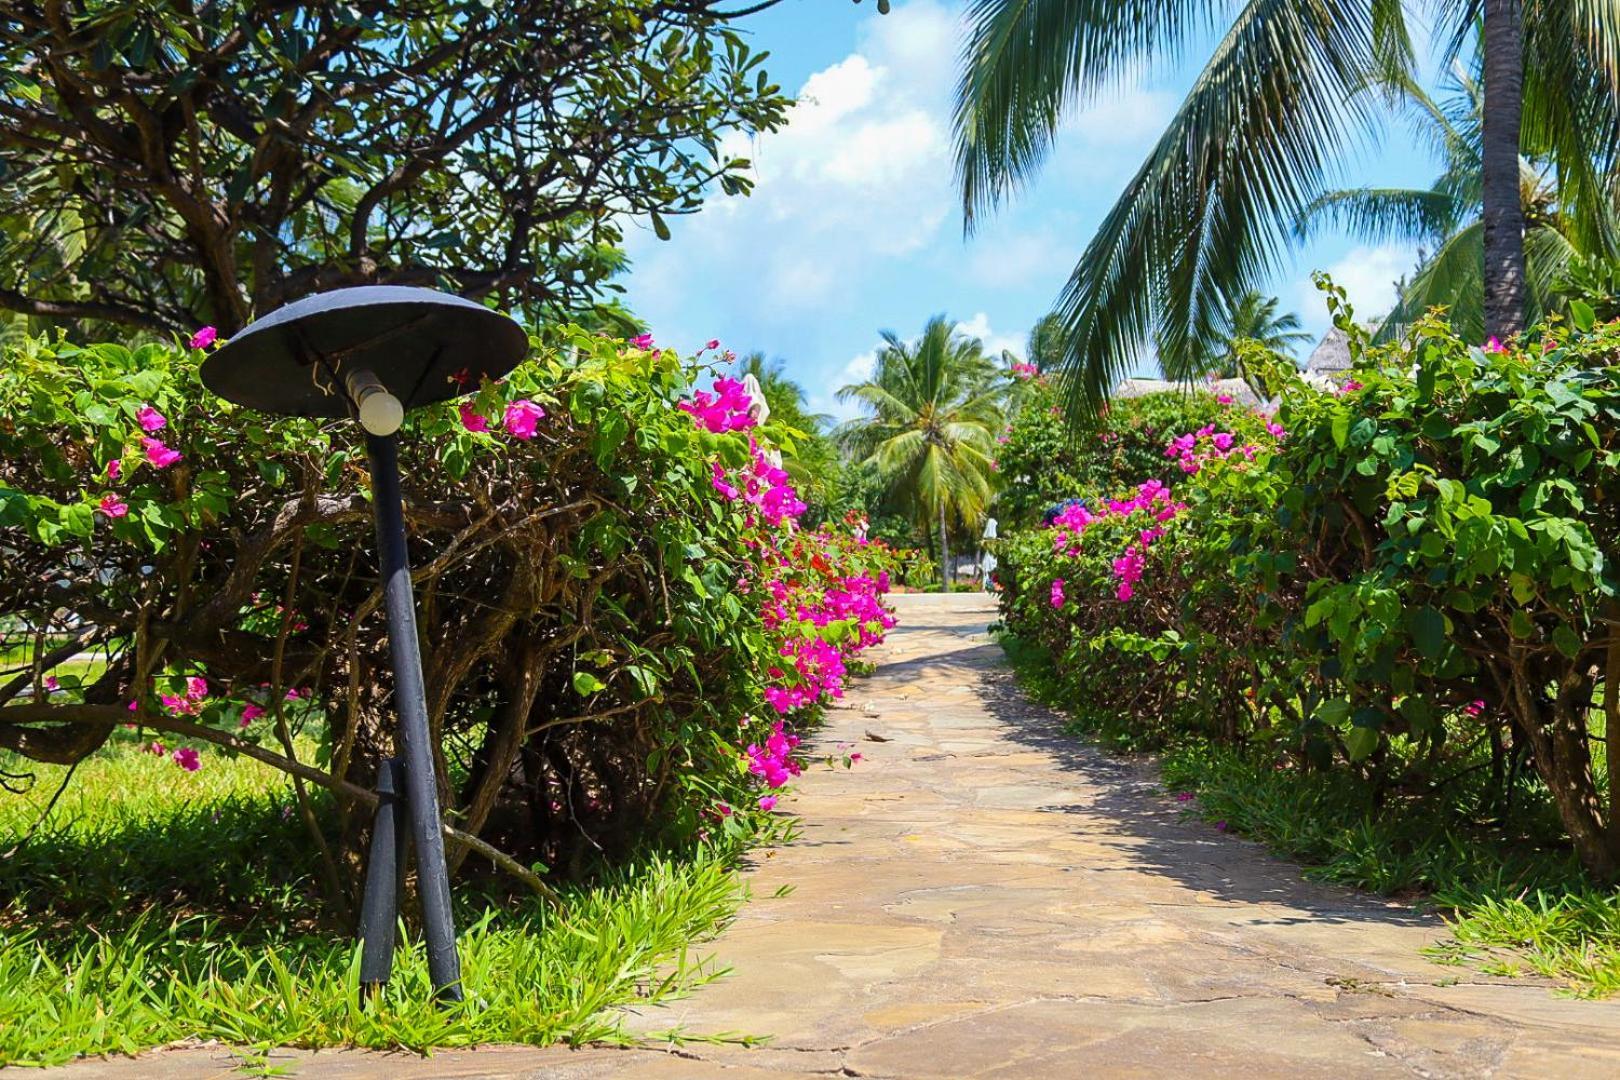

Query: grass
<box><xmin>0</xmin><ymin>731</ymin><xmax>757</xmax><ymax>1066</ymax></box>
<box><xmin>996</xmin><ymin>627</ymin><xmax>1620</xmax><ymax>998</ymax></box>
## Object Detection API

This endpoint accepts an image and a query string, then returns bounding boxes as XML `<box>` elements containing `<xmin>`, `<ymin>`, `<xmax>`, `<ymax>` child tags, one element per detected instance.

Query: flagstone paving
<box><xmin>46</xmin><ymin>592</ymin><xmax>1620</xmax><ymax>1078</ymax></box>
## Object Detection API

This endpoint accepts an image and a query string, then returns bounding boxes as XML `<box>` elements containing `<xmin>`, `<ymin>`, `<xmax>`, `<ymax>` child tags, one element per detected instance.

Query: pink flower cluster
<box><xmin>159</xmin><ymin>676</ymin><xmax>211</xmax><ymax>716</ymax></box>
<box><xmin>1010</xmin><ymin>361</ymin><xmax>1039</xmax><ymax>380</ymax></box>
<box><xmin>460</xmin><ymin>397</ymin><xmax>546</xmax><ymax>439</ymax></box>
<box><xmin>1164</xmin><ymin>426</ymin><xmax>1265</xmax><ymax>476</ymax></box>
<box><xmin>678</xmin><ymin>376</ymin><xmax>758</xmax><ymax>434</ymax></box>
<box><xmin>710</xmin><ymin>440</ymin><xmax>807</xmax><ymax>525</ymax></box>
<box><xmin>1048</xmin><ymin>480</ymin><xmax>1188</xmax><ymax>602</ymax></box>
<box><xmin>746</xmin><ymin>721</ymin><xmax>803</xmax><ymax>788</ymax></box>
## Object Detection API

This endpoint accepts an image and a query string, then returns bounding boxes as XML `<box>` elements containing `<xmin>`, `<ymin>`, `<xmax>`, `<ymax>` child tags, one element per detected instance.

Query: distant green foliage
<box><xmin>993</xmin><ymin>378</ymin><xmax>1230</xmax><ymax>526</ymax></box>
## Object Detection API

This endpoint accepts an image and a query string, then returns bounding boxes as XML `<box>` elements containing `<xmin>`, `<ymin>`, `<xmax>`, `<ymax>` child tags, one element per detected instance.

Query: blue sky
<box><xmin>622</xmin><ymin>0</ymin><xmax>1441</xmax><ymax>420</ymax></box>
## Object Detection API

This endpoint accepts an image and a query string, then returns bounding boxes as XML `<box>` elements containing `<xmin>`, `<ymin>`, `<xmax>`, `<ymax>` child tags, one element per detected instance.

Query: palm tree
<box><xmin>836</xmin><ymin>317</ymin><xmax>1004</xmax><ymax>591</ymax></box>
<box><xmin>1025</xmin><ymin>313</ymin><xmax>1066</xmax><ymax>373</ymax></box>
<box><xmin>1299</xmin><ymin>52</ymin><xmax>1605</xmax><ymax>344</ymax></box>
<box><xmin>1189</xmin><ymin>291</ymin><xmax>1312</xmax><ymax>395</ymax></box>
<box><xmin>954</xmin><ymin>1</ymin><xmax>1620</xmax><ymax>412</ymax></box>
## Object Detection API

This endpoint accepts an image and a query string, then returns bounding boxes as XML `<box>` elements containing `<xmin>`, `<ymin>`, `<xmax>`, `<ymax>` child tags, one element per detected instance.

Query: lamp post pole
<box><xmin>359</xmin><ymin>425</ymin><xmax>463</xmax><ymax>1000</ymax></box>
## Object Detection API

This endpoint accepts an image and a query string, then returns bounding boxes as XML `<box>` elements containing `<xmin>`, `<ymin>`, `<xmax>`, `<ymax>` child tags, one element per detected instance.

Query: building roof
<box><xmin>1305</xmin><ymin>328</ymin><xmax>1353</xmax><ymax>376</ymax></box>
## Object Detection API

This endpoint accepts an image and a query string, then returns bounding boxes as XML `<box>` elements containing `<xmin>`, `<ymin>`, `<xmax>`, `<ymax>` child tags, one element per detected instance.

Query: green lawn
<box><xmin>0</xmin><ymin>732</ymin><xmax>752</xmax><ymax>1066</ymax></box>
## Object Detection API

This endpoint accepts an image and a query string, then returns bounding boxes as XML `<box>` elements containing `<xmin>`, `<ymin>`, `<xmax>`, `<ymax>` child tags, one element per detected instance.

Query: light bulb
<box><xmin>345</xmin><ymin>368</ymin><xmax>404</xmax><ymax>436</ymax></box>
<box><xmin>359</xmin><ymin>390</ymin><xmax>404</xmax><ymax>436</ymax></box>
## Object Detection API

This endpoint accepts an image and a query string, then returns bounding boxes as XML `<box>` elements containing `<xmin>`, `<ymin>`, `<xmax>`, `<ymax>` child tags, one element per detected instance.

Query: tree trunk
<box><xmin>1482</xmin><ymin>0</ymin><xmax>1526</xmax><ymax>342</ymax></box>
<box><xmin>938</xmin><ymin>501</ymin><xmax>951</xmax><ymax>592</ymax></box>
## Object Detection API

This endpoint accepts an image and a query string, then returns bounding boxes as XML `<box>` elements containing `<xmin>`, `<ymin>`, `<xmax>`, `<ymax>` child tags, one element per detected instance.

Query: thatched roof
<box><xmin>1305</xmin><ymin>328</ymin><xmax>1353</xmax><ymax>377</ymax></box>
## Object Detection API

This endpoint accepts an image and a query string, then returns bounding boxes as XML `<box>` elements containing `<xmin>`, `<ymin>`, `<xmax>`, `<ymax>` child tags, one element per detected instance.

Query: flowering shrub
<box><xmin>0</xmin><ymin>327</ymin><xmax>894</xmax><ymax>889</ymax></box>
<box><xmin>998</xmin><ymin>286</ymin><xmax>1620</xmax><ymax>880</ymax></box>
<box><xmin>994</xmin><ymin>378</ymin><xmax>1233</xmax><ymax>525</ymax></box>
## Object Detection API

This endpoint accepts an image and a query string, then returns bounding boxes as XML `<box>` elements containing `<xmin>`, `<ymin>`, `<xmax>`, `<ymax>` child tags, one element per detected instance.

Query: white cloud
<box><xmin>1295</xmin><ymin>245</ymin><xmax>1416</xmax><ymax>331</ymax></box>
<box><xmin>629</xmin><ymin>0</ymin><xmax>963</xmax><ymax>317</ymax></box>
<box><xmin>955</xmin><ymin>312</ymin><xmax>1025</xmax><ymax>358</ymax></box>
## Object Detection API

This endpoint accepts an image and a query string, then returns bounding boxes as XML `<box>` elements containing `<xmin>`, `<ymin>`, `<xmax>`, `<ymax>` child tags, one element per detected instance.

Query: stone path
<box><xmin>49</xmin><ymin>593</ymin><xmax>1620</xmax><ymax>1077</ymax></box>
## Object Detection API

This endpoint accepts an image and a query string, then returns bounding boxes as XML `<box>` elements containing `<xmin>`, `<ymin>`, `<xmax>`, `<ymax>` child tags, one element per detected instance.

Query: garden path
<box><xmin>54</xmin><ymin>592</ymin><xmax>1620</xmax><ymax>1078</ymax></box>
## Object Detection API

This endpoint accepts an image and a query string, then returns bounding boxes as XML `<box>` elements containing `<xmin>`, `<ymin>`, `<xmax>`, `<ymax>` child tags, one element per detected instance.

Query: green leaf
<box><xmin>1552</xmin><ymin>624</ymin><xmax>1583</xmax><ymax>660</ymax></box>
<box><xmin>1406</xmin><ymin>606</ymin><xmax>1446</xmax><ymax>658</ymax></box>
<box><xmin>572</xmin><ymin>671</ymin><xmax>608</xmax><ymax>696</ymax></box>
<box><xmin>1343</xmin><ymin>726</ymin><xmax>1379</xmax><ymax>762</ymax></box>
<box><xmin>1570</xmin><ymin>299</ymin><xmax>1596</xmax><ymax>332</ymax></box>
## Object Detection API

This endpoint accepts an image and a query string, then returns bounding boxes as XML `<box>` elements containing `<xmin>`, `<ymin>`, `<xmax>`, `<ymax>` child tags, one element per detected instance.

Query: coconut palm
<box><xmin>954</xmin><ymin>1</ymin><xmax>1620</xmax><ymax>412</ymax></box>
<box><xmin>1188</xmin><ymin>290</ymin><xmax>1313</xmax><ymax>395</ymax></box>
<box><xmin>836</xmin><ymin>317</ymin><xmax>1004</xmax><ymax>590</ymax></box>
<box><xmin>1299</xmin><ymin>57</ymin><xmax>1605</xmax><ymax>344</ymax></box>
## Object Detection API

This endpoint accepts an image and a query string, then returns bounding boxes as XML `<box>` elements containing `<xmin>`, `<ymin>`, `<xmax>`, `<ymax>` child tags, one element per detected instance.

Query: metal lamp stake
<box><xmin>200</xmin><ymin>286</ymin><xmax>529</xmax><ymax>1004</ymax></box>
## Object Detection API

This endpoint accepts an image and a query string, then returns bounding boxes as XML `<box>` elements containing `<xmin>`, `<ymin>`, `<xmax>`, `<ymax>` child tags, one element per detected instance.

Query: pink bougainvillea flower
<box><xmin>715</xmin><ymin>802</ymin><xmax>733</xmax><ymax>817</ymax></box>
<box><xmin>105</xmin><ymin>459</ymin><xmax>122</xmax><ymax>481</ymax></box>
<box><xmin>240</xmin><ymin>702</ymin><xmax>265</xmax><ymax>727</ymax></box>
<box><xmin>710</xmin><ymin>461</ymin><xmax>741</xmax><ymax>501</ymax></box>
<box><xmin>1337</xmin><ymin>379</ymin><xmax>1364</xmax><ymax>395</ymax></box>
<box><xmin>1050</xmin><ymin>578</ymin><xmax>1066</xmax><ymax>609</ymax></box>
<box><xmin>705</xmin><ymin>338</ymin><xmax>721</xmax><ymax>351</ymax></box>
<box><xmin>136</xmin><ymin>405</ymin><xmax>167</xmax><ymax>432</ymax></box>
<box><xmin>1484</xmin><ymin>336</ymin><xmax>1506</xmax><ymax>354</ymax></box>
<box><xmin>186</xmin><ymin>676</ymin><xmax>208</xmax><ymax>701</ymax></box>
<box><xmin>172</xmin><ymin>746</ymin><xmax>202</xmax><ymax>772</ymax></box>
<box><xmin>1463</xmin><ymin>700</ymin><xmax>1486</xmax><ymax>718</ymax></box>
<box><xmin>1216</xmin><ymin>393</ymin><xmax>1233</xmax><ymax>404</ymax></box>
<box><xmin>503</xmin><ymin>398</ymin><xmax>545</xmax><ymax>440</ymax></box>
<box><xmin>99</xmin><ymin>493</ymin><xmax>129</xmax><ymax>518</ymax></box>
<box><xmin>459</xmin><ymin>402</ymin><xmax>490</xmax><ymax>433</ymax></box>
<box><xmin>1175</xmin><ymin>791</ymin><xmax>1194</xmax><ymax>802</ymax></box>
<box><xmin>189</xmin><ymin>326</ymin><xmax>218</xmax><ymax>350</ymax></box>
<box><xmin>629</xmin><ymin>332</ymin><xmax>655</xmax><ymax>350</ymax></box>
<box><xmin>501</xmin><ymin>398</ymin><xmax>544</xmax><ymax>438</ymax></box>
<box><xmin>758</xmin><ymin>795</ymin><xmax>779</xmax><ymax>812</ymax></box>
<box><xmin>146</xmin><ymin>740</ymin><xmax>166</xmax><ymax>756</ymax></box>
<box><xmin>142</xmin><ymin>437</ymin><xmax>182</xmax><ymax>469</ymax></box>
<box><xmin>43</xmin><ymin>676</ymin><xmax>59</xmax><ymax>692</ymax></box>
<box><xmin>285</xmin><ymin>687</ymin><xmax>305</xmax><ymax>701</ymax></box>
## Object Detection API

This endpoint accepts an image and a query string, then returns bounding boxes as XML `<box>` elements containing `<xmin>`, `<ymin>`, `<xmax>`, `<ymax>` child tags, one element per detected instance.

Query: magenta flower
<box><xmin>99</xmin><ymin>493</ymin><xmax>129</xmax><ymax>518</ymax></box>
<box><xmin>1050</xmin><ymin>578</ymin><xmax>1066</xmax><ymax>609</ymax></box>
<box><xmin>172</xmin><ymin>746</ymin><xmax>202</xmax><ymax>772</ymax></box>
<box><xmin>758</xmin><ymin>795</ymin><xmax>778</xmax><ymax>812</ymax></box>
<box><xmin>705</xmin><ymin>338</ymin><xmax>721</xmax><ymax>351</ymax></box>
<box><xmin>241</xmin><ymin>702</ymin><xmax>265</xmax><ymax>727</ymax></box>
<box><xmin>136</xmin><ymin>405</ymin><xmax>167</xmax><ymax>433</ymax></box>
<box><xmin>142</xmin><ymin>437</ymin><xmax>182</xmax><ymax>469</ymax></box>
<box><xmin>715</xmin><ymin>802</ymin><xmax>733</xmax><ymax>817</ymax></box>
<box><xmin>458</xmin><ymin>402</ymin><xmax>490</xmax><ymax>433</ymax></box>
<box><xmin>629</xmin><ymin>332</ymin><xmax>655</xmax><ymax>350</ymax></box>
<box><xmin>503</xmin><ymin>398</ymin><xmax>545</xmax><ymax>440</ymax></box>
<box><xmin>43</xmin><ymin>676</ymin><xmax>59</xmax><ymax>692</ymax></box>
<box><xmin>1463</xmin><ymin>699</ymin><xmax>1486</xmax><ymax>718</ymax></box>
<box><xmin>106</xmin><ymin>459</ymin><xmax>122</xmax><ymax>481</ymax></box>
<box><xmin>1484</xmin><ymin>336</ymin><xmax>1506</xmax><ymax>354</ymax></box>
<box><xmin>189</xmin><ymin>326</ymin><xmax>218</xmax><ymax>350</ymax></box>
<box><xmin>186</xmin><ymin>676</ymin><xmax>208</xmax><ymax>701</ymax></box>
<box><xmin>710</xmin><ymin>461</ymin><xmax>741</xmax><ymax>500</ymax></box>
<box><xmin>1216</xmin><ymin>393</ymin><xmax>1233</xmax><ymax>404</ymax></box>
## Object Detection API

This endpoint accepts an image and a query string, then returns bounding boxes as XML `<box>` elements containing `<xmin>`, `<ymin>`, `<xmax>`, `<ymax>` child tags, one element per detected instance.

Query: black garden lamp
<box><xmin>201</xmin><ymin>286</ymin><xmax>528</xmax><ymax>1001</ymax></box>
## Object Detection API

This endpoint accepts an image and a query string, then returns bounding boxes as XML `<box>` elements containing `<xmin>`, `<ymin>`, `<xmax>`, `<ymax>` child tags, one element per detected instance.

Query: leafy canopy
<box><xmin>0</xmin><ymin>1</ymin><xmax>793</xmax><ymax>334</ymax></box>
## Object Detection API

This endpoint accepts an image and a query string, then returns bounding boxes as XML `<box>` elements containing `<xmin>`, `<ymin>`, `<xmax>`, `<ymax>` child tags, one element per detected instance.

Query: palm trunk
<box><xmin>938</xmin><ymin>501</ymin><xmax>950</xmax><ymax>592</ymax></box>
<box><xmin>1482</xmin><ymin>0</ymin><xmax>1526</xmax><ymax>342</ymax></box>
